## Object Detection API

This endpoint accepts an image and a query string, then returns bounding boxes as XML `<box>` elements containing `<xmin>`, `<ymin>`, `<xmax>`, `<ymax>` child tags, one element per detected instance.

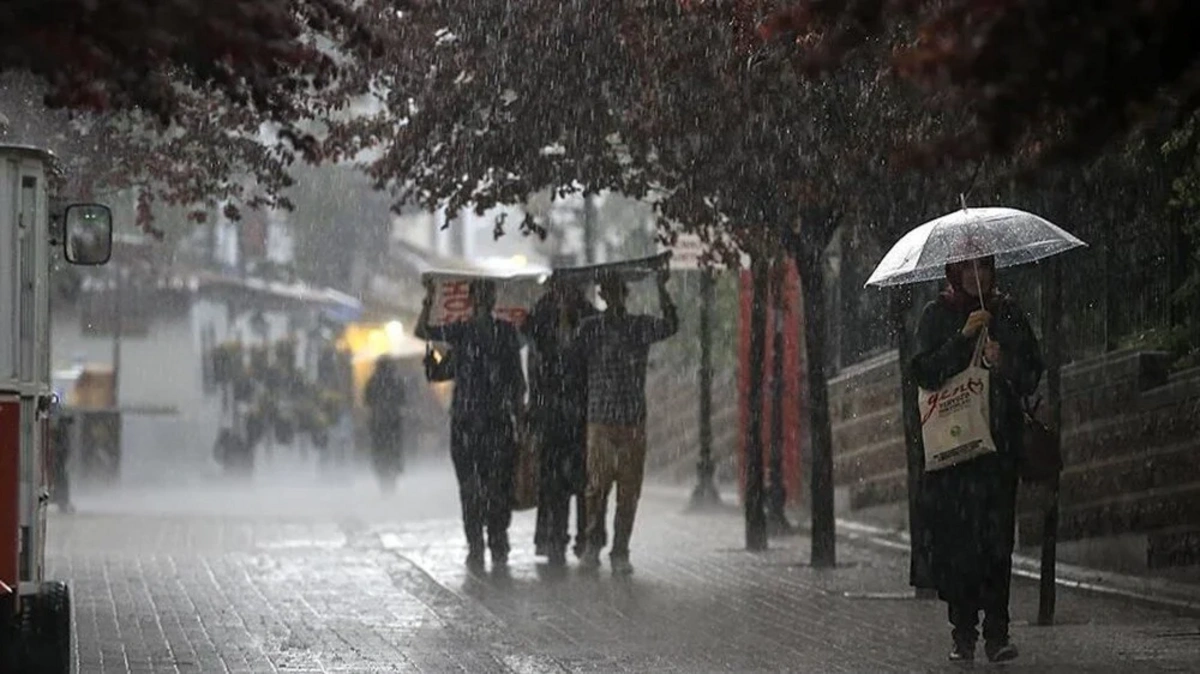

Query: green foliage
<box><xmin>1162</xmin><ymin>111</ymin><xmax>1200</xmax><ymax>369</ymax></box>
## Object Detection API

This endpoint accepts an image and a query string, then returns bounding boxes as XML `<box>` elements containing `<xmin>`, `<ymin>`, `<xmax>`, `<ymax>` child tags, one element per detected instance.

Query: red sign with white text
<box><xmin>422</xmin><ymin>273</ymin><xmax>544</xmax><ymax>329</ymax></box>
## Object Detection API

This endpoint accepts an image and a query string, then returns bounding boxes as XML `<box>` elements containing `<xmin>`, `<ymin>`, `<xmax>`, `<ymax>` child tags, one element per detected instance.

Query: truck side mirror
<box><xmin>63</xmin><ymin>203</ymin><xmax>113</xmax><ymax>266</ymax></box>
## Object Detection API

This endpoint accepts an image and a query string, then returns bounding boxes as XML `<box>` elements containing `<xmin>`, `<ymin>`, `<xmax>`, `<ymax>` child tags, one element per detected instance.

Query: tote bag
<box><xmin>511</xmin><ymin>419</ymin><xmax>539</xmax><ymax>511</ymax></box>
<box><xmin>919</xmin><ymin>335</ymin><xmax>996</xmax><ymax>472</ymax></box>
<box><xmin>1018</xmin><ymin>395</ymin><xmax>1063</xmax><ymax>483</ymax></box>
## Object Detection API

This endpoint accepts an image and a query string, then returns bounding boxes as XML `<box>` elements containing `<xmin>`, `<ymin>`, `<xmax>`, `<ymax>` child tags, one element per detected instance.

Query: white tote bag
<box><xmin>919</xmin><ymin>335</ymin><xmax>996</xmax><ymax>472</ymax></box>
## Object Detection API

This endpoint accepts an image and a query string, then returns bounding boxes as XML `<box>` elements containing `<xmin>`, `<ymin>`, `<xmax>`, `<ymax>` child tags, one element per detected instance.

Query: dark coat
<box><xmin>365</xmin><ymin>359</ymin><xmax>407</xmax><ymax>453</ymax></box>
<box><xmin>523</xmin><ymin>295</ymin><xmax>597</xmax><ymax>492</ymax></box>
<box><xmin>911</xmin><ymin>293</ymin><xmax>1044</xmax><ymax>602</ymax></box>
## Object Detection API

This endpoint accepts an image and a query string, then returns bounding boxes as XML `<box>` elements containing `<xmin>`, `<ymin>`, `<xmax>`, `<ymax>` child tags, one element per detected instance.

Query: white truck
<box><xmin>0</xmin><ymin>144</ymin><xmax>112</xmax><ymax>673</ymax></box>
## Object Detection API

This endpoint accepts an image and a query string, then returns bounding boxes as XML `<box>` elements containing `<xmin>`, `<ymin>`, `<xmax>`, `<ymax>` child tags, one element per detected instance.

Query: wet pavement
<box><xmin>48</xmin><ymin>456</ymin><xmax>1200</xmax><ymax>673</ymax></box>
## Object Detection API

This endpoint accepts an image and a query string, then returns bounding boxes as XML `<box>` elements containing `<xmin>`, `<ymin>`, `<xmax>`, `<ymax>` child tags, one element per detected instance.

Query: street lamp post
<box><xmin>689</xmin><ymin>268</ymin><xmax>721</xmax><ymax>509</ymax></box>
<box><xmin>110</xmin><ymin>266</ymin><xmax>123</xmax><ymax>405</ymax></box>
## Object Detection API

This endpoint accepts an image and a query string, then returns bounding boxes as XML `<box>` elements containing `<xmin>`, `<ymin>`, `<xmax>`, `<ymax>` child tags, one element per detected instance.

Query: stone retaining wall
<box><xmin>828</xmin><ymin>348</ymin><xmax>1200</xmax><ymax>572</ymax></box>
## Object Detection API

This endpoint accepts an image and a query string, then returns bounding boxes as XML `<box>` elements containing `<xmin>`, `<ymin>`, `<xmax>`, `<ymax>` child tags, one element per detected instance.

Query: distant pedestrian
<box><xmin>577</xmin><ymin>268</ymin><xmax>678</xmax><ymax>575</ymax></box>
<box><xmin>912</xmin><ymin>256</ymin><xmax>1043</xmax><ymax>664</ymax></box>
<box><xmin>523</xmin><ymin>279</ymin><xmax>600</xmax><ymax>566</ymax></box>
<box><xmin>416</xmin><ymin>279</ymin><xmax>526</xmax><ymax>571</ymax></box>
<box><xmin>364</xmin><ymin>356</ymin><xmax>407</xmax><ymax>492</ymax></box>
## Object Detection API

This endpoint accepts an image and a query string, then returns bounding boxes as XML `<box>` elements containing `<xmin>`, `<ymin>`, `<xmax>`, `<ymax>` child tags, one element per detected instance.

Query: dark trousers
<box><xmin>536</xmin><ymin>487</ymin><xmax>605</xmax><ymax>551</ymax></box>
<box><xmin>926</xmin><ymin>457</ymin><xmax>1018</xmax><ymax>648</ymax></box>
<box><xmin>946</xmin><ymin>566</ymin><xmax>1013</xmax><ymax>645</ymax></box>
<box><xmin>450</xmin><ymin>419</ymin><xmax>514</xmax><ymax>556</ymax></box>
<box><xmin>533</xmin><ymin>415</ymin><xmax>603</xmax><ymax>554</ymax></box>
<box><xmin>370</xmin><ymin>421</ymin><xmax>405</xmax><ymax>479</ymax></box>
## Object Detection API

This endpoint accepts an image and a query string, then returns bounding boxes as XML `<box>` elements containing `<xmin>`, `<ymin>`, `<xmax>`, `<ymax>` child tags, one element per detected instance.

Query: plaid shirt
<box><xmin>577</xmin><ymin>311</ymin><xmax>678</xmax><ymax>426</ymax></box>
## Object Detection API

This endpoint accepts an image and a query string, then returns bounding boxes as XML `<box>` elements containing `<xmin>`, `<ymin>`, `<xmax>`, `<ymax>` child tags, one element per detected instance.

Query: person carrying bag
<box><xmin>912</xmin><ymin>256</ymin><xmax>1044</xmax><ymax>664</ymax></box>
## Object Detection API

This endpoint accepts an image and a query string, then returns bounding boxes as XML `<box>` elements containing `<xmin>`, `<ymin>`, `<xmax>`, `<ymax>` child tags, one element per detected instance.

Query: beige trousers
<box><xmin>584</xmin><ymin>423</ymin><xmax>647</xmax><ymax>557</ymax></box>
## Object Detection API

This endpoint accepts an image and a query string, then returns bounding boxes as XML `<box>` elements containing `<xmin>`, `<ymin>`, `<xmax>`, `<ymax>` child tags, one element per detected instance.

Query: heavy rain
<box><xmin>0</xmin><ymin>2</ymin><xmax>1198</xmax><ymax>673</ymax></box>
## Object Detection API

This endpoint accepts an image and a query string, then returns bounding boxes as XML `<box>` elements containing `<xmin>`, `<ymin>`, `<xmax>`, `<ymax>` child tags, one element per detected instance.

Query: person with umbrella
<box><xmin>912</xmin><ymin>254</ymin><xmax>1043</xmax><ymax>663</ymax></box>
<box><xmin>416</xmin><ymin>278</ymin><xmax>526</xmax><ymax>571</ymax></box>
<box><xmin>522</xmin><ymin>278</ymin><xmax>600</xmax><ymax>566</ymax></box>
<box><xmin>867</xmin><ymin>207</ymin><xmax>1084</xmax><ymax>663</ymax></box>
<box><xmin>576</xmin><ymin>267</ymin><xmax>678</xmax><ymax>576</ymax></box>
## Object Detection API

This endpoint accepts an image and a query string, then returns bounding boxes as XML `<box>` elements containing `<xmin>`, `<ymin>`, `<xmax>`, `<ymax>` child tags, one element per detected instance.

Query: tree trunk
<box><xmin>795</xmin><ymin>246</ymin><xmax>835</xmax><ymax>568</ymax></box>
<box><xmin>745</xmin><ymin>256</ymin><xmax>769</xmax><ymax>551</ymax></box>
<box><xmin>768</xmin><ymin>257</ymin><xmax>793</xmax><ymax>533</ymax></box>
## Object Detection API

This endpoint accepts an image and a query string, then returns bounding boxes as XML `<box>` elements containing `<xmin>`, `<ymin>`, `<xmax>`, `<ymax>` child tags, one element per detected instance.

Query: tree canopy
<box><xmin>760</xmin><ymin>0</ymin><xmax>1200</xmax><ymax>165</ymax></box>
<box><xmin>1</xmin><ymin>0</ymin><xmax>385</xmax><ymax>124</ymax></box>
<box><xmin>0</xmin><ymin>0</ymin><xmax>402</xmax><ymax>230</ymax></box>
<box><xmin>346</xmin><ymin>0</ymin><xmax>939</xmax><ymax>259</ymax></box>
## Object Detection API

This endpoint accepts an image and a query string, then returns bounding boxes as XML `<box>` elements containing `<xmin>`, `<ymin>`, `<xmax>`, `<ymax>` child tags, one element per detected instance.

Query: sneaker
<box><xmin>949</xmin><ymin>641</ymin><xmax>975</xmax><ymax>662</ymax></box>
<box><xmin>580</xmin><ymin>547</ymin><xmax>601</xmax><ymax>571</ymax></box>
<box><xmin>610</xmin><ymin>556</ymin><xmax>634</xmax><ymax>577</ymax></box>
<box><xmin>985</xmin><ymin>641</ymin><xmax>1018</xmax><ymax>663</ymax></box>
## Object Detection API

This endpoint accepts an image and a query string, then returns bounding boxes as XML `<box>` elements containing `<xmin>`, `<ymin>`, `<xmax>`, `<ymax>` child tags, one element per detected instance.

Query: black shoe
<box><xmin>610</xmin><ymin>555</ymin><xmax>634</xmax><ymax>577</ymax></box>
<box><xmin>949</xmin><ymin>641</ymin><xmax>975</xmax><ymax>662</ymax></box>
<box><xmin>535</xmin><ymin>543</ymin><xmax>549</xmax><ymax>558</ymax></box>
<box><xmin>466</xmin><ymin>550</ymin><xmax>485</xmax><ymax>572</ymax></box>
<box><xmin>491</xmin><ymin>549</ymin><xmax>509</xmax><ymax>567</ymax></box>
<box><xmin>547</xmin><ymin>547</ymin><xmax>567</xmax><ymax>567</ymax></box>
<box><xmin>579</xmin><ymin>546</ymin><xmax>601</xmax><ymax>571</ymax></box>
<box><xmin>985</xmin><ymin>641</ymin><xmax>1018</xmax><ymax>663</ymax></box>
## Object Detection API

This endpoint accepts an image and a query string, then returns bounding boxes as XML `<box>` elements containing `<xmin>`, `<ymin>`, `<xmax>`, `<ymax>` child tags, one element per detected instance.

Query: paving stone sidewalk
<box><xmin>45</xmin><ymin>467</ymin><xmax>1200</xmax><ymax>673</ymax></box>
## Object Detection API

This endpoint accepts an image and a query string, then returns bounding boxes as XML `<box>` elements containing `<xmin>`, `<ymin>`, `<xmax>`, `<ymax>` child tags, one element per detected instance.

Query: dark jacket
<box><xmin>523</xmin><ymin>296</ymin><xmax>596</xmax><ymax>432</ymax></box>
<box><xmin>423</xmin><ymin>315</ymin><xmax>525</xmax><ymax>425</ymax></box>
<box><xmin>911</xmin><ymin>293</ymin><xmax>1044</xmax><ymax>600</ymax></box>
<box><xmin>523</xmin><ymin>295</ymin><xmax>597</xmax><ymax>499</ymax></box>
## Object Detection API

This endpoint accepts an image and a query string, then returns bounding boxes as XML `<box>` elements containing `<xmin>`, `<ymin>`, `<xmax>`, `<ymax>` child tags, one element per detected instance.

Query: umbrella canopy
<box><xmin>865</xmin><ymin>207</ymin><xmax>1087</xmax><ymax>288</ymax></box>
<box><xmin>549</xmin><ymin>252</ymin><xmax>672</xmax><ymax>284</ymax></box>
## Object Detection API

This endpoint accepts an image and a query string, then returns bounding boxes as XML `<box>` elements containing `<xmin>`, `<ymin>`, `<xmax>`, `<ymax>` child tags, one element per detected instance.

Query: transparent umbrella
<box><xmin>865</xmin><ymin>207</ymin><xmax>1087</xmax><ymax>288</ymax></box>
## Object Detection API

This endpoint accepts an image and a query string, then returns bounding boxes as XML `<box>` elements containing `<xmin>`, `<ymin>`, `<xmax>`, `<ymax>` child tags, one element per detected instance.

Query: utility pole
<box><xmin>1039</xmin><ymin>257</ymin><xmax>1063</xmax><ymax>625</ymax></box>
<box><xmin>110</xmin><ymin>266</ymin><xmax>122</xmax><ymax>406</ymax></box>
<box><xmin>454</xmin><ymin>211</ymin><xmax>467</xmax><ymax>259</ymax></box>
<box><xmin>689</xmin><ymin>268</ymin><xmax>721</xmax><ymax>509</ymax></box>
<box><xmin>582</xmin><ymin>194</ymin><xmax>597</xmax><ymax>264</ymax></box>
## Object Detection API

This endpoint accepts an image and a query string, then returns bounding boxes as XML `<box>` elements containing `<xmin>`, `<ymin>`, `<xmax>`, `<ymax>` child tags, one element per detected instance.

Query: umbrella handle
<box><xmin>971</xmin><ymin>257</ymin><xmax>986</xmax><ymax>301</ymax></box>
<box><xmin>972</xmin><ymin>255</ymin><xmax>990</xmax><ymax>368</ymax></box>
<box><xmin>970</xmin><ymin>331</ymin><xmax>989</xmax><ymax>368</ymax></box>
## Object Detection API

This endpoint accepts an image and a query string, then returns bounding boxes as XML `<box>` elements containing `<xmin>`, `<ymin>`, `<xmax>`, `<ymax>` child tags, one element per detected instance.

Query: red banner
<box><xmin>738</xmin><ymin>261</ymin><xmax>808</xmax><ymax>506</ymax></box>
